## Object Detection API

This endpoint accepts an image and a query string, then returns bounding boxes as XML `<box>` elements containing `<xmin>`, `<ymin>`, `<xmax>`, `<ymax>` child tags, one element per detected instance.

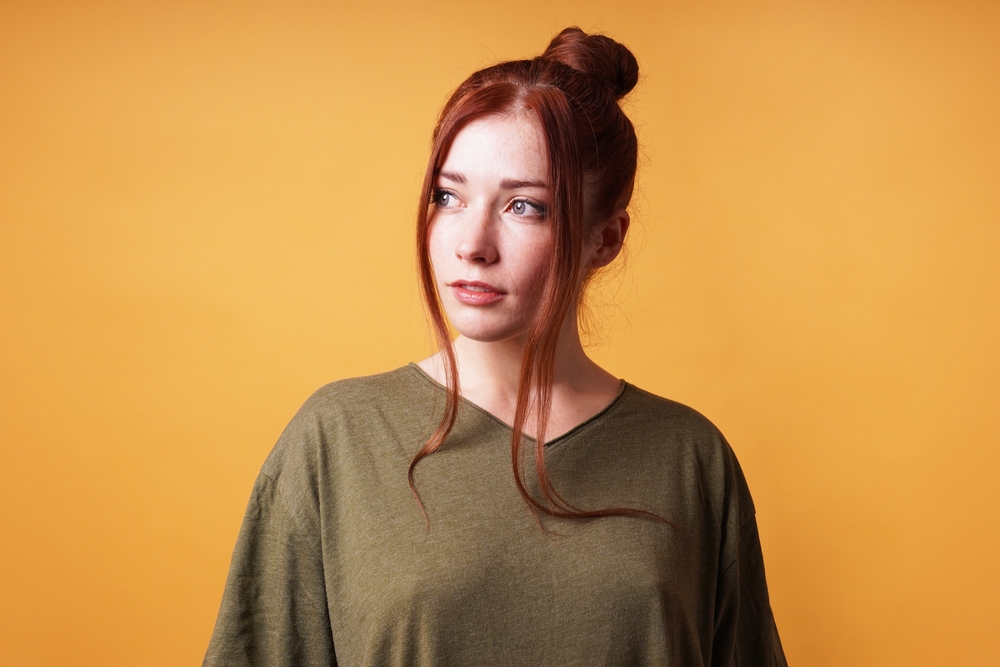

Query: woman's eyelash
<box><xmin>432</xmin><ymin>189</ymin><xmax>454</xmax><ymax>205</ymax></box>
<box><xmin>511</xmin><ymin>199</ymin><xmax>547</xmax><ymax>216</ymax></box>
<box><xmin>431</xmin><ymin>190</ymin><xmax>546</xmax><ymax>215</ymax></box>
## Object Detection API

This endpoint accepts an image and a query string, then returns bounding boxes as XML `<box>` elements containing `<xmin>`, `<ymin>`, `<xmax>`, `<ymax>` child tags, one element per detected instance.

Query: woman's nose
<box><xmin>455</xmin><ymin>206</ymin><xmax>498</xmax><ymax>263</ymax></box>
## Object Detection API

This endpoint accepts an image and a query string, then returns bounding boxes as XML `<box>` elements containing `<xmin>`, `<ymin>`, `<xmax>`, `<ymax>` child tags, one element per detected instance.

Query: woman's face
<box><xmin>428</xmin><ymin>113</ymin><xmax>555</xmax><ymax>345</ymax></box>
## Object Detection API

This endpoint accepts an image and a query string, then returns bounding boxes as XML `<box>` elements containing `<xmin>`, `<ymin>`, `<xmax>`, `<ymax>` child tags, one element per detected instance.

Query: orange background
<box><xmin>2</xmin><ymin>1</ymin><xmax>998</xmax><ymax>665</ymax></box>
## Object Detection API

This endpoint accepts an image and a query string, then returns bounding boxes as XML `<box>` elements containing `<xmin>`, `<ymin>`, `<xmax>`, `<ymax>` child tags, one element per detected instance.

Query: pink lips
<box><xmin>449</xmin><ymin>280</ymin><xmax>506</xmax><ymax>306</ymax></box>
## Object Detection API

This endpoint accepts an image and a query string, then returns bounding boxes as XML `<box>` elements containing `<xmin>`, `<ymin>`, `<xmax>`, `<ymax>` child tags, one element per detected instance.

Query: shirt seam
<box><xmin>720</xmin><ymin>512</ymin><xmax>759</xmax><ymax>576</ymax></box>
<box><xmin>257</xmin><ymin>469</ymin><xmax>326</xmax><ymax>563</ymax></box>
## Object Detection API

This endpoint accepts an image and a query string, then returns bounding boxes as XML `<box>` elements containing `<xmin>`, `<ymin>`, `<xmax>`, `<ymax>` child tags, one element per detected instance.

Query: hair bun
<box><xmin>541</xmin><ymin>27</ymin><xmax>639</xmax><ymax>100</ymax></box>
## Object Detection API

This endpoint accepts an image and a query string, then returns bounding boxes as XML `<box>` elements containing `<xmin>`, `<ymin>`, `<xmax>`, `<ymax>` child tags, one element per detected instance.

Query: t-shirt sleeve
<box><xmin>711</xmin><ymin>448</ymin><xmax>788</xmax><ymax>667</ymax></box>
<box><xmin>202</xmin><ymin>471</ymin><xmax>336</xmax><ymax>667</ymax></box>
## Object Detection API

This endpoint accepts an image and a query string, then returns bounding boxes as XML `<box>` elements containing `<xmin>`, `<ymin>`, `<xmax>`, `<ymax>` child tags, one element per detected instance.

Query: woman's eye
<box><xmin>510</xmin><ymin>199</ymin><xmax>546</xmax><ymax>217</ymax></box>
<box><xmin>433</xmin><ymin>189</ymin><xmax>459</xmax><ymax>208</ymax></box>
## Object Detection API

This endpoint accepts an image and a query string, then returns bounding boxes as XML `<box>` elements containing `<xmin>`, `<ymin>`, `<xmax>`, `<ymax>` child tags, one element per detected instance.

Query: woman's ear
<box><xmin>588</xmin><ymin>209</ymin><xmax>631</xmax><ymax>269</ymax></box>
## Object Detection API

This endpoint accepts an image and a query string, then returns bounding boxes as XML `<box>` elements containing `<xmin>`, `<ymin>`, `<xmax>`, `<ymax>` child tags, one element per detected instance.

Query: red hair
<box><xmin>410</xmin><ymin>28</ymin><xmax>660</xmax><ymax>523</ymax></box>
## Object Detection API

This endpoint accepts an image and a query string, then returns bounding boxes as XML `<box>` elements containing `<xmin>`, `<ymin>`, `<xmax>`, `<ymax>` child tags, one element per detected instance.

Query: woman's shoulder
<box><xmin>610</xmin><ymin>384</ymin><xmax>746</xmax><ymax>480</ymax></box>
<box><xmin>302</xmin><ymin>364</ymin><xmax>433</xmax><ymax>411</ymax></box>
<box><xmin>260</xmin><ymin>365</ymin><xmax>437</xmax><ymax>479</ymax></box>
<box><xmin>608</xmin><ymin>383</ymin><xmax>757</xmax><ymax>522</ymax></box>
<box><xmin>614</xmin><ymin>382</ymin><xmax>728</xmax><ymax>444</ymax></box>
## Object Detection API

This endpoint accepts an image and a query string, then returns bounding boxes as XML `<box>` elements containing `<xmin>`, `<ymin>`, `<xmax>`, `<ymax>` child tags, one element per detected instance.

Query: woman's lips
<box><xmin>449</xmin><ymin>281</ymin><xmax>506</xmax><ymax>306</ymax></box>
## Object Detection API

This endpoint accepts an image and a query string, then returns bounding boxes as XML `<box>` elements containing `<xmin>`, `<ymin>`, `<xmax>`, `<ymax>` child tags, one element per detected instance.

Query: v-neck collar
<box><xmin>406</xmin><ymin>362</ymin><xmax>629</xmax><ymax>447</ymax></box>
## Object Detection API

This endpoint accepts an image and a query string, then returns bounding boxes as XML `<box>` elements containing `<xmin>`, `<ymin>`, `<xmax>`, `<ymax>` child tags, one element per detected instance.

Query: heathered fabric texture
<box><xmin>204</xmin><ymin>365</ymin><xmax>786</xmax><ymax>667</ymax></box>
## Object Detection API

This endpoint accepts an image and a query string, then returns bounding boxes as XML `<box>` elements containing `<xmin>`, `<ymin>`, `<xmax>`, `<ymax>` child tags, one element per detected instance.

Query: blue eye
<box><xmin>510</xmin><ymin>199</ymin><xmax>547</xmax><ymax>217</ymax></box>
<box><xmin>433</xmin><ymin>189</ymin><xmax>458</xmax><ymax>207</ymax></box>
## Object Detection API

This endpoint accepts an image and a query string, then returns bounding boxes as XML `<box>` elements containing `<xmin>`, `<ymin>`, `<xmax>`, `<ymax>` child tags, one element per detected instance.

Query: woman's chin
<box><xmin>451</xmin><ymin>325</ymin><xmax>526</xmax><ymax>346</ymax></box>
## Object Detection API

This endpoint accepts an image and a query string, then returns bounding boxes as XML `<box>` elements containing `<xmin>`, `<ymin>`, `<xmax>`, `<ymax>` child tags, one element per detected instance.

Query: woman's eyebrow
<box><xmin>438</xmin><ymin>170</ymin><xmax>547</xmax><ymax>190</ymax></box>
<box><xmin>438</xmin><ymin>170</ymin><xmax>465</xmax><ymax>184</ymax></box>
<box><xmin>500</xmin><ymin>178</ymin><xmax>548</xmax><ymax>189</ymax></box>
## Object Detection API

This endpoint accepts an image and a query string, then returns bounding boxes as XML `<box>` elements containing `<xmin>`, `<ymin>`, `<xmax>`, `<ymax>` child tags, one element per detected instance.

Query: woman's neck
<box><xmin>417</xmin><ymin>323</ymin><xmax>622</xmax><ymax>440</ymax></box>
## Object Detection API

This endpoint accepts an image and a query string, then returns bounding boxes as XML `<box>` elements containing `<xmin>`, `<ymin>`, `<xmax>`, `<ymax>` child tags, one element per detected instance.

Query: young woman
<box><xmin>204</xmin><ymin>28</ymin><xmax>787</xmax><ymax>667</ymax></box>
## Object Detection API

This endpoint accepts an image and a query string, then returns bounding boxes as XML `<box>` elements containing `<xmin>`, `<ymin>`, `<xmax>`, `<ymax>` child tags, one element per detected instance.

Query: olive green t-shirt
<box><xmin>204</xmin><ymin>365</ymin><xmax>786</xmax><ymax>666</ymax></box>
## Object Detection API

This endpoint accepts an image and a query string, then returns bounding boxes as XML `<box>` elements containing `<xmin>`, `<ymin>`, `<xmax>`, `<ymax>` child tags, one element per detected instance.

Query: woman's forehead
<box><xmin>439</xmin><ymin>113</ymin><xmax>549</xmax><ymax>186</ymax></box>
